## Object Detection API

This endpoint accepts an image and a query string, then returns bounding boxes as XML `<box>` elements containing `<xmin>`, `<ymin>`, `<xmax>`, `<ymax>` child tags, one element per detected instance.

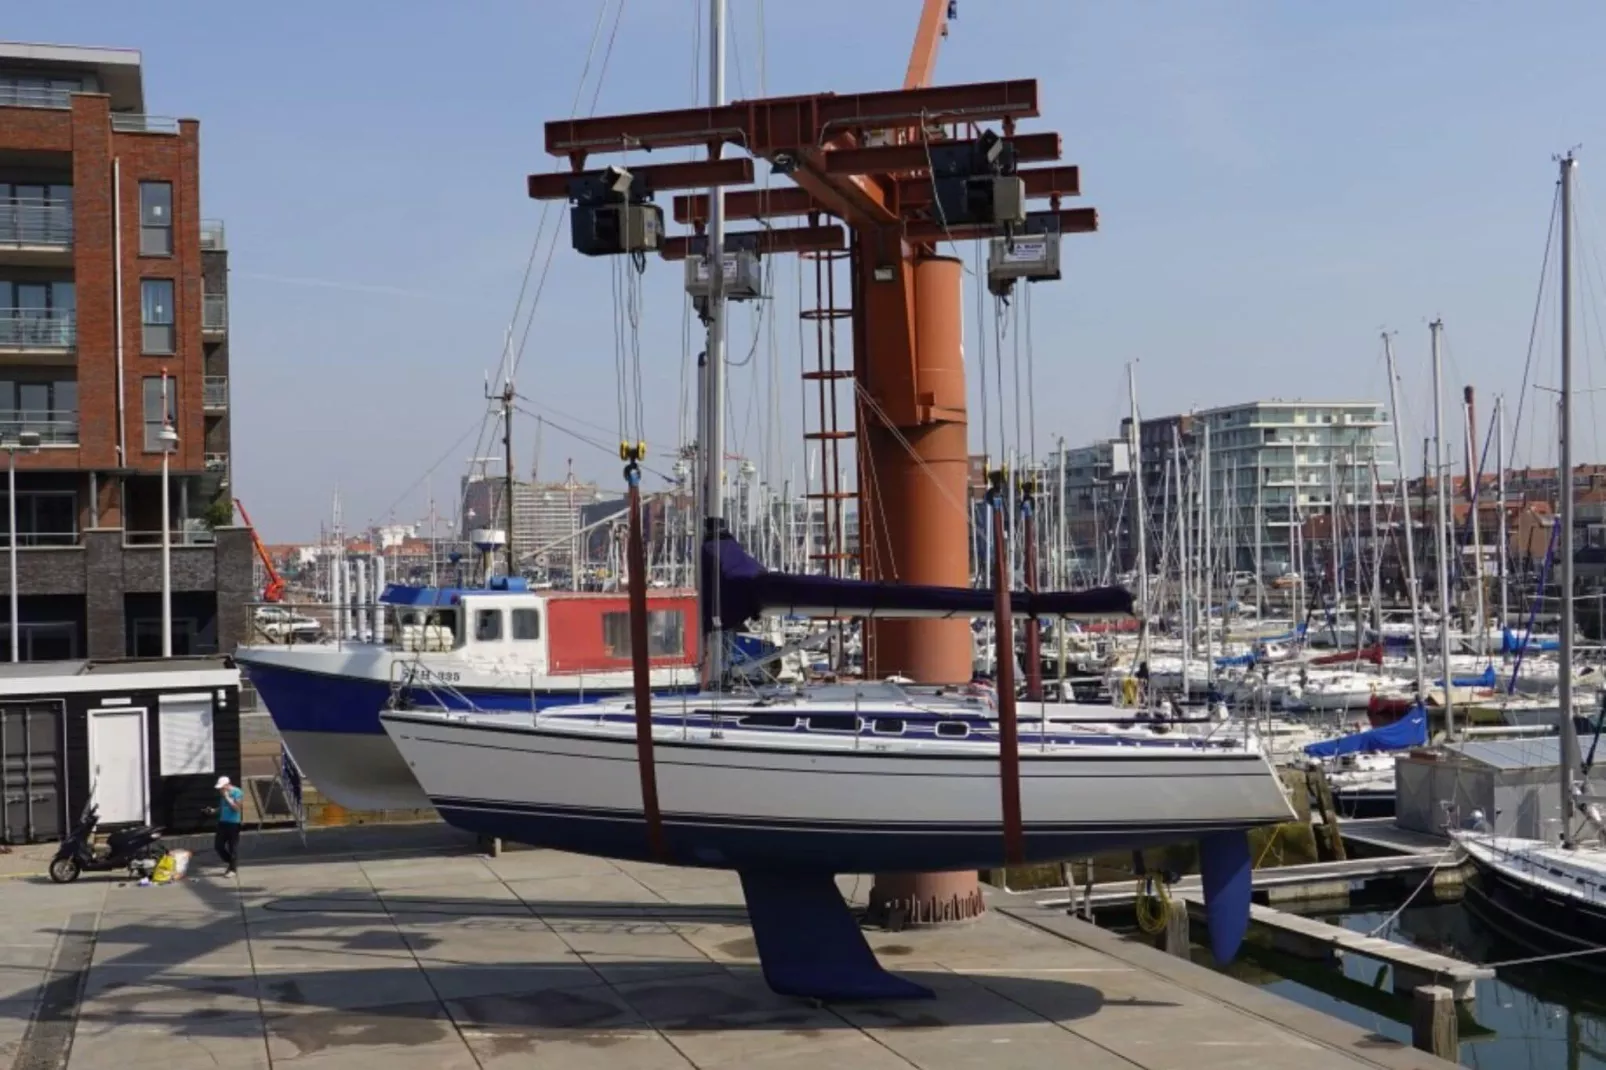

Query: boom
<box><xmin>234</xmin><ymin>498</ymin><xmax>286</xmax><ymax>603</ymax></box>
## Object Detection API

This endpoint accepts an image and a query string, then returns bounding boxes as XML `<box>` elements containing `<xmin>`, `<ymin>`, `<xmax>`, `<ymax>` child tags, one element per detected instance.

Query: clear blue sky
<box><xmin>14</xmin><ymin>1</ymin><xmax>1606</xmax><ymax>540</ymax></box>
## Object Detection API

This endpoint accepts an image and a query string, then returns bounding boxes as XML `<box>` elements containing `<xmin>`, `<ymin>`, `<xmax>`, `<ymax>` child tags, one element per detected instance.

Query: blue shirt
<box><xmin>218</xmin><ymin>786</ymin><xmax>243</xmax><ymax>824</ymax></box>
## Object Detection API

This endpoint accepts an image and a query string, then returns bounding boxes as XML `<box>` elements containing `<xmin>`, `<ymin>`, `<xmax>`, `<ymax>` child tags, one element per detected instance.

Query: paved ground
<box><xmin>0</xmin><ymin>825</ymin><xmax>1457</xmax><ymax>1069</ymax></box>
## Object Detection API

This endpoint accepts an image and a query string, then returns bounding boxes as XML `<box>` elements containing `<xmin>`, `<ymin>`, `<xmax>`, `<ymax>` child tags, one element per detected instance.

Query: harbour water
<box><xmin>1230</xmin><ymin>903</ymin><xmax>1606</xmax><ymax>1069</ymax></box>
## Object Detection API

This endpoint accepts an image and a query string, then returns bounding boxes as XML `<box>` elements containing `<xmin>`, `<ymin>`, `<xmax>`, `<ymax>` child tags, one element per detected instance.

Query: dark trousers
<box><xmin>214</xmin><ymin>823</ymin><xmax>241</xmax><ymax>869</ymax></box>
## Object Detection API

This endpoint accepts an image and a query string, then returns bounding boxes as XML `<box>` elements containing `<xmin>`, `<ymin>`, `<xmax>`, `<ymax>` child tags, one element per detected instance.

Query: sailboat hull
<box><xmin>381</xmin><ymin>711</ymin><xmax>1296</xmax><ymax>872</ymax></box>
<box><xmin>1458</xmin><ymin>835</ymin><xmax>1606</xmax><ymax>968</ymax></box>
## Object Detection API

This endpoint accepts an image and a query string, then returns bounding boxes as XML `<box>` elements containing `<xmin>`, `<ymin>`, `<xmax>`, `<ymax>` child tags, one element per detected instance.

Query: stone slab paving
<box><xmin>0</xmin><ymin>825</ymin><xmax>1460</xmax><ymax>1069</ymax></box>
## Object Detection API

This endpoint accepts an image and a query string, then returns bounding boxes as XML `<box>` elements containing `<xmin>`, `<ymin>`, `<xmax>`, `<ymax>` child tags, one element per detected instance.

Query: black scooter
<box><xmin>48</xmin><ymin>801</ymin><xmax>167</xmax><ymax>883</ymax></box>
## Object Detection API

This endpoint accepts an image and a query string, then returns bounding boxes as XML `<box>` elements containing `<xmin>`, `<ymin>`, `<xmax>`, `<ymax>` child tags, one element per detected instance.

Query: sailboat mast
<box><xmin>1430</xmin><ymin>319</ymin><xmax>1456</xmax><ymax>739</ymax></box>
<box><xmin>1559</xmin><ymin>152</ymin><xmax>1579</xmax><ymax>843</ymax></box>
<box><xmin>1496</xmin><ymin>397</ymin><xmax>1509</xmax><ymax>632</ymax></box>
<box><xmin>1465</xmin><ymin>387</ymin><xmax>1486</xmax><ymax>657</ymax></box>
<box><xmin>1127</xmin><ymin>363</ymin><xmax>1149</xmax><ymax>668</ymax></box>
<box><xmin>1202</xmin><ymin>422</ymin><xmax>1213</xmax><ymax>688</ymax></box>
<box><xmin>700</xmin><ymin>0</ymin><xmax>729</xmax><ymax>682</ymax></box>
<box><xmin>1384</xmin><ymin>332</ymin><xmax>1427</xmax><ymax>698</ymax></box>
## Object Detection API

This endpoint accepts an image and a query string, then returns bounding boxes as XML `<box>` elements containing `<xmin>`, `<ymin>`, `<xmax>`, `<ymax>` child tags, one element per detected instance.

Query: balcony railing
<box><xmin>199</xmin><ymin>220</ymin><xmax>226</xmax><ymax>252</ymax></box>
<box><xmin>0</xmin><ymin>85</ymin><xmax>72</xmax><ymax>110</ymax></box>
<box><xmin>123</xmin><ymin>527</ymin><xmax>217</xmax><ymax>548</ymax></box>
<box><xmin>0</xmin><ymin>311</ymin><xmax>75</xmax><ymax>350</ymax></box>
<box><xmin>110</xmin><ymin>113</ymin><xmax>181</xmax><ymax>135</ymax></box>
<box><xmin>0</xmin><ymin>411</ymin><xmax>78</xmax><ymax>445</ymax></box>
<box><xmin>202</xmin><ymin>293</ymin><xmax>227</xmax><ymax>334</ymax></box>
<box><xmin>0</xmin><ymin>201</ymin><xmax>72</xmax><ymax>249</ymax></box>
<box><xmin>204</xmin><ymin>452</ymin><xmax>228</xmax><ymax>473</ymax></box>
<box><xmin>0</xmin><ymin>530</ymin><xmax>78</xmax><ymax>548</ymax></box>
<box><xmin>203</xmin><ymin>377</ymin><xmax>228</xmax><ymax>412</ymax></box>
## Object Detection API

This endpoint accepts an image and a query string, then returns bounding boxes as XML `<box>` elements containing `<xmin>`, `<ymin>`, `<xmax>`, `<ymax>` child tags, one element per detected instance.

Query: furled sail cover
<box><xmin>1302</xmin><ymin>703</ymin><xmax>1428</xmax><ymax>759</ymax></box>
<box><xmin>701</xmin><ymin>531</ymin><xmax>1135</xmax><ymax>633</ymax></box>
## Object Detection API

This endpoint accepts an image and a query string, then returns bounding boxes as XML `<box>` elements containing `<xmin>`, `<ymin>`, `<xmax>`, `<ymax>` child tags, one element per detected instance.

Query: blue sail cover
<box><xmin>1503</xmin><ymin>628</ymin><xmax>1560</xmax><ymax>654</ymax></box>
<box><xmin>1432</xmin><ymin>665</ymin><xmax>1496</xmax><ymax>689</ymax></box>
<box><xmin>700</xmin><ymin>532</ymin><xmax>1135</xmax><ymax>633</ymax></box>
<box><xmin>1303</xmin><ymin>704</ymin><xmax>1428</xmax><ymax>758</ymax></box>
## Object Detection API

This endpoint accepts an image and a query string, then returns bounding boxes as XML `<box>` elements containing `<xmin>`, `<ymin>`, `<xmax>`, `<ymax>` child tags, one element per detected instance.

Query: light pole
<box><xmin>4</xmin><ymin>430</ymin><xmax>41</xmax><ymax>662</ymax></box>
<box><xmin>159</xmin><ymin>372</ymin><xmax>177</xmax><ymax>658</ymax></box>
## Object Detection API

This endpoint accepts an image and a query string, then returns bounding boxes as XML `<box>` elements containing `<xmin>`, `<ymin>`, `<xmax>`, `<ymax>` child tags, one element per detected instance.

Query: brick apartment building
<box><xmin>0</xmin><ymin>42</ymin><xmax>251</xmax><ymax>659</ymax></box>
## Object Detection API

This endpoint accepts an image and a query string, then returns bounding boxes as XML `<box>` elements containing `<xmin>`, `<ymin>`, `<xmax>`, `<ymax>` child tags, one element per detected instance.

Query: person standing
<box><xmin>213</xmin><ymin>776</ymin><xmax>243</xmax><ymax>877</ymax></box>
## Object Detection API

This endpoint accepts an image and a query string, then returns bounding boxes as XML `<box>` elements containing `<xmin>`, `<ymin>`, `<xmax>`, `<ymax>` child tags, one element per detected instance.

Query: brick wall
<box><xmin>2</xmin><ymin>93</ymin><xmax>206</xmax><ymax>476</ymax></box>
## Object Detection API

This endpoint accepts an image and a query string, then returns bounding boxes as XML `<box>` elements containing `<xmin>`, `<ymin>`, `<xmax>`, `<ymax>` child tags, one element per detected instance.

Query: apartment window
<box><xmin>141</xmin><ymin>376</ymin><xmax>177</xmax><ymax>452</ymax></box>
<box><xmin>511</xmin><ymin>608</ymin><xmax>540</xmax><ymax>641</ymax></box>
<box><xmin>141</xmin><ymin>279</ymin><xmax>174</xmax><ymax>353</ymax></box>
<box><xmin>139</xmin><ymin>182</ymin><xmax>172</xmax><ymax>255</ymax></box>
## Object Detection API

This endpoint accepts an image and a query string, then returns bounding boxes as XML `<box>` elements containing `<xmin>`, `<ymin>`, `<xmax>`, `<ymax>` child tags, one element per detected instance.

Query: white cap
<box><xmin>215</xmin><ymin>777</ymin><xmax>231</xmax><ymax>789</ymax></box>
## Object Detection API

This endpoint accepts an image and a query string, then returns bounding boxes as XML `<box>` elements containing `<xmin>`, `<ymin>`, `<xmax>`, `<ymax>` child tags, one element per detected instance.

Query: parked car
<box><xmin>253</xmin><ymin>605</ymin><xmax>322</xmax><ymax>642</ymax></box>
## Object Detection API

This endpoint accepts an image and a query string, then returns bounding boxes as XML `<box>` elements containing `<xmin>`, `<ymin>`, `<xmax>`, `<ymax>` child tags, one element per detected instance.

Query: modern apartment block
<box><xmin>459</xmin><ymin>474</ymin><xmax>604</xmax><ymax>572</ymax></box>
<box><xmin>0</xmin><ymin>42</ymin><xmax>251</xmax><ymax>659</ymax></box>
<box><xmin>1091</xmin><ymin>400</ymin><xmax>1394</xmax><ymax>576</ymax></box>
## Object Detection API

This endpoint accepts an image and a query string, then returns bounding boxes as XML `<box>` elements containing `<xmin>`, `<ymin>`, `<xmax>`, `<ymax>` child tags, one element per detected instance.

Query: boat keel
<box><xmin>739</xmin><ymin>869</ymin><xmax>934</xmax><ymax>1001</ymax></box>
<box><xmin>1199</xmin><ymin>829</ymin><xmax>1252</xmax><ymax>963</ymax></box>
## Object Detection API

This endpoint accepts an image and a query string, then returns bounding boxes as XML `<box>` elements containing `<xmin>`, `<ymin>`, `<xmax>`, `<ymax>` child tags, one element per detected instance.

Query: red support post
<box><xmin>624</xmin><ymin>455</ymin><xmax>666</xmax><ymax>862</ymax></box>
<box><xmin>990</xmin><ymin>488</ymin><xmax>1024</xmax><ymax>867</ymax></box>
<box><xmin>1023</xmin><ymin>495</ymin><xmax>1043</xmax><ymax>703</ymax></box>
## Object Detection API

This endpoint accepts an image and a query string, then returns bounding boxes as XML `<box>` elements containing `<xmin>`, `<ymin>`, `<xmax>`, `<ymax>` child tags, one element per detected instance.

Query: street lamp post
<box><xmin>4</xmin><ymin>430</ymin><xmax>42</xmax><ymax>662</ymax></box>
<box><xmin>159</xmin><ymin>373</ymin><xmax>178</xmax><ymax>658</ymax></box>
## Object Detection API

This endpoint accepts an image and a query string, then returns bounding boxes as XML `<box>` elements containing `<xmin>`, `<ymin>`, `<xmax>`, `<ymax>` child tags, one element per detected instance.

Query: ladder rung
<box><xmin>801</xmin><ymin>370</ymin><xmax>855</xmax><ymax>381</ymax></box>
<box><xmin>803</xmin><ymin>431</ymin><xmax>855</xmax><ymax>441</ymax></box>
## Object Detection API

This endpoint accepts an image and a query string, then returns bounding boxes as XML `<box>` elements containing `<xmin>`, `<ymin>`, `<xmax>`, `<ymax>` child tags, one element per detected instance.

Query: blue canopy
<box><xmin>1503</xmin><ymin>628</ymin><xmax>1559</xmax><ymax>654</ymax></box>
<box><xmin>1433</xmin><ymin>665</ymin><xmax>1496</xmax><ymax>689</ymax></box>
<box><xmin>1303</xmin><ymin>703</ymin><xmax>1428</xmax><ymax>758</ymax></box>
<box><xmin>701</xmin><ymin>530</ymin><xmax>1134</xmax><ymax>633</ymax></box>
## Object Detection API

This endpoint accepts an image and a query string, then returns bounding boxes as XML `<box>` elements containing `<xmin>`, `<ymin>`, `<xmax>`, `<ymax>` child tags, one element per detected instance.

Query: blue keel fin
<box><xmin>738</xmin><ymin>870</ymin><xmax>934</xmax><ymax>1001</ymax></box>
<box><xmin>1198</xmin><ymin>830</ymin><xmax>1253</xmax><ymax>963</ymax></box>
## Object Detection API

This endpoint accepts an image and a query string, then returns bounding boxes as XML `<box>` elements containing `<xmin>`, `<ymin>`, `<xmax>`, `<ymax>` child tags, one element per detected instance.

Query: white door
<box><xmin>89</xmin><ymin>708</ymin><xmax>147</xmax><ymax>824</ymax></box>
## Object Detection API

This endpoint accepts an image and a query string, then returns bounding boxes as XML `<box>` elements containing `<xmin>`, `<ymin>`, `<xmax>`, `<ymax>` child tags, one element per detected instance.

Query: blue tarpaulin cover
<box><xmin>1303</xmin><ymin>704</ymin><xmax>1428</xmax><ymax>758</ymax></box>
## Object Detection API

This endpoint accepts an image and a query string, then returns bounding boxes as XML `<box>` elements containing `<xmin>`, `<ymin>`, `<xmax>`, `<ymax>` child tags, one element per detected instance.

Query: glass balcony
<box><xmin>110</xmin><ymin>113</ymin><xmax>180</xmax><ymax>135</ymax></box>
<box><xmin>202</xmin><ymin>293</ymin><xmax>227</xmax><ymax>334</ymax></box>
<box><xmin>0</xmin><ymin>311</ymin><xmax>75</xmax><ymax>351</ymax></box>
<box><xmin>0</xmin><ymin>201</ymin><xmax>71</xmax><ymax>250</ymax></box>
<box><xmin>199</xmin><ymin>220</ymin><xmax>226</xmax><ymax>251</ymax></box>
<box><xmin>0</xmin><ymin>410</ymin><xmax>77</xmax><ymax>445</ymax></box>
<box><xmin>203</xmin><ymin>376</ymin><xmax>228</xmax><ymax>412</ymax></box>
<box><xmin>0</xmin><ymin>84</ymin><xmax>72</xmax><ymax>110</ymax></box>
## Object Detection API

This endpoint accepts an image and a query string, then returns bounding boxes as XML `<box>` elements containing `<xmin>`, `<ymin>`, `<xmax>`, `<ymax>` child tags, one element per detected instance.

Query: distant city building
<box><xmin>459</xmin><ymin>475</ymin><xmax>603</xmax><ymax>570</ymax></box>
<box><xmin>1053</xmin><ymin>399</ymin><xmax>1399</xmax><ymax>577</ymax></box>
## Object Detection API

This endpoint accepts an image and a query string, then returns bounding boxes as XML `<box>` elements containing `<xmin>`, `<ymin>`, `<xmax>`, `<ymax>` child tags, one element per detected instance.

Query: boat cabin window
<box><xmin>737</xmin><ymin>713</ymin><xmax>799</xmax><ymax>729</ymax></box>
<box><xmin>393</xmin><ymin>607</ymin><xmax>457</xmax><ymax>652</ymax></box>
<box><xmin>805</xmin><ymin>714</ymin><xmax>861</xmax><ymax>733</ymax></box>
<box><xmin>511</xmin><ymin>608</ymin><xmax>541</xmax><ymax>641</ymax></box>
<box><xmin>935</xmin><ymin>721</ymin><xmax>970</xmax><ymax>739</ymax></box>
<box><xmin>602</xmin><ymin>609</ymin><xmax>686</xmax><ymax>658</ymax></box>
<box><xmin>871</xmin><ymin>718</ymin><xmax>905</xmax><ymax>735</ymax></box>
<box><xmin>475</xmin><ymin>609</ymin><xmax>502</xmax><ymax>642</ymax></box>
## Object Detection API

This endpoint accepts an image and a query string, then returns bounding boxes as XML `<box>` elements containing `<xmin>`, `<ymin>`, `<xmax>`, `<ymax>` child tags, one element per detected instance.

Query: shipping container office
<box><xmin>0</xmin><ymin>658</ymin><xmax>241</xmax><ymax>844</ymax></box>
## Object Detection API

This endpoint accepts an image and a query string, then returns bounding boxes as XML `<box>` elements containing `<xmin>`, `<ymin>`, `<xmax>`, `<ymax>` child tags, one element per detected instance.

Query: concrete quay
<box><xmin>0</xmin><ymin>825</ymin><xmax>1461</xmax><ymax>1069</ymax></box>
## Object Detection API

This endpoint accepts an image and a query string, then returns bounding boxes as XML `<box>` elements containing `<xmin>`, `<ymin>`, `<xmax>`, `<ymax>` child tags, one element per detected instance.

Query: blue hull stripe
<box><xmin>432</xmin><ymin>796</ymin><xmax>1263</xmax><ymax>872</ymax></box>
<box><xmin>244</xmin><ymin>660</ymin><xmax>650</xmax><ymax>736</ymax></box>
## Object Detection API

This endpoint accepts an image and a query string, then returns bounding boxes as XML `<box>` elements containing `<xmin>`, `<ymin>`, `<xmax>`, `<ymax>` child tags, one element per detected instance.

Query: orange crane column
<box><xmin>864</xmin><ymin>253</ymin><xmax>987</xmax><ymax>924</ymax></box>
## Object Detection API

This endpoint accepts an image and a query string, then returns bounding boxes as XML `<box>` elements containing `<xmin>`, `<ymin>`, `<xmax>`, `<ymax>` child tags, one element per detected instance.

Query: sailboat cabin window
<box><xmin>475</xmin><ymin>609</ymin><xmax>502</xmax><ymax>642</ymax></box>
<box><xmin>601</xmin><ymin>609</ymin><xmax>686</xmax><ymax>658</ymax></box>
<box><xmin>511</xmin><ymin>608</ymin><xmax>541</xmax><ymax>641</ymax></box>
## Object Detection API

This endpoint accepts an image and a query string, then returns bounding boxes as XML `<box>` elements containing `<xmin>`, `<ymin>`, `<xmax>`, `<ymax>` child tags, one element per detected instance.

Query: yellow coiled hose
<box><xmin>1134</xmin><ymin>873</ymin><xmax>1171</xmax><ymax>934</ymax></box>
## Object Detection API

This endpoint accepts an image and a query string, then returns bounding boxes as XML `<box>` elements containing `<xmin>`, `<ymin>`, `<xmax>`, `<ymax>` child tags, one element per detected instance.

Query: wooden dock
<box><xmin>1338</xmin><ymin>817</ymin><xmax>1454</xmax><ymax>857</ymax></box>
<box><xmin>1184</xmin><ymin>897</ymin><xmax>1494</xmax><ymax>1001</ymax></box>
<box><xmin>1040</xmin><ymin>850</ymin><xmax>1464</xmax><ymax>912</ymax></box>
